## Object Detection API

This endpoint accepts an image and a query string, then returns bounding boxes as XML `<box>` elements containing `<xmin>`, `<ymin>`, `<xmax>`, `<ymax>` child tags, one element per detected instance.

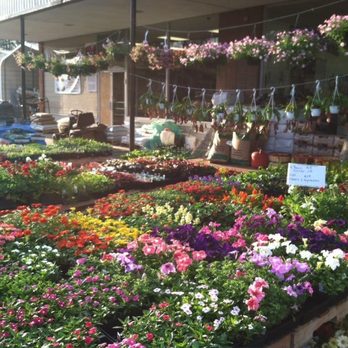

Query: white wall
<box><xmin>44</xmin><ymin>72</ymin><xmax>98</xmax><ymax>117</ymax></box>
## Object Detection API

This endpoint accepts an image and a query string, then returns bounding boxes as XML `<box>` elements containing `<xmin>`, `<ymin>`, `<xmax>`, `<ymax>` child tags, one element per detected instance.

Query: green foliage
<box><xmin>284</xmin><ymin>185</ymin><xmax>348</xmax><ymax>225</ymax></box>
<box><xmin>122</xmin><ymin>146</ymin><xmax>191</xmax><ymax>160</ymax></box>
<box><xmin>236</xmin><ymin>165</ymin><xmax>288</xmax><ymax>196</ymax></box>
<box><xmin>0</xmin><ymin>138</ymin><xmax>113</xmax><ymax>161</ymax></box>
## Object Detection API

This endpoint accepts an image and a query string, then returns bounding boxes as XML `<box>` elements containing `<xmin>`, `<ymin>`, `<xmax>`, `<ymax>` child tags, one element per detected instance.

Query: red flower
<box><xmin>205</xmin><ymin>324</ymin><xmax>214</xmax><ymax>332</ymax></box>
<box><xmin>146</xmin><ymin>333</ymin><xmax>155</xmax><ymax>341</ymax></box>
<box><xmin>84</xmin><ymin>336</ymin><xmax>94</xmax><ymax>345</ymax></box>
<box><xmin>88</xmin><ymin>327</ymin><xmax>97</xmax><ymax>335</ymax></box>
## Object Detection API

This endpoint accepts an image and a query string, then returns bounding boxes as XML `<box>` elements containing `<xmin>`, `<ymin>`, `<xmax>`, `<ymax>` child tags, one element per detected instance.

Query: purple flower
<box><xmin>116</xmin><ymin>252</ymin><xmax>143</xmax><ymax>273</ymax></box>
<box><xmin>292</xmin><ymin>260</ymin><xmax>310</xmax><ymax>273</ymax></box>
<box><xmin>76</xmin><ymin>257</ymin><xmax>87</xmax><ymax>265</ymax></box>
<box><xmin>160</xmin><ymin>262</ymin><xmax>177</xmax><ymax>275</ymax></box>
<box><xmin>251</xmin><ymin>252</ymin><xmax>269</xmax><ymax>267</ymax></box>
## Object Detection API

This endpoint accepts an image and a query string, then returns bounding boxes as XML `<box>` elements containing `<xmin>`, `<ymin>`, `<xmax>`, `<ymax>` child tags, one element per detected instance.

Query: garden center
<box><xmin>1</xmin><ymin>0</ymin><xmax>348</xmax><ymax>347</ymax></box>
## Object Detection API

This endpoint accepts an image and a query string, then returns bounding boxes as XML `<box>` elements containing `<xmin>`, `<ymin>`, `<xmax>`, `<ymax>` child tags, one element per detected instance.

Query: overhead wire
<box><xmin>142</xmin><ymin>0</ymin><xmax>347</xmax><ymax>34</ymax></box>
<box><xmin>132</xmin><ymin>73</ymin><xmax>348</xmax><ymax>94</ymax></box>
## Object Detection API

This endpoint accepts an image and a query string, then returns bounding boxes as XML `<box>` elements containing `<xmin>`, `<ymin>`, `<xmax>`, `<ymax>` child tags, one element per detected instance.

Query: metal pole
<box><xmin>38</xmin><ymin>42</ymin><xmax>45</xmax><ymax>112</ymax></box>
<box><xmin>20</xmin><ymin>16</ymin><xmax>27</xmax><ymax>121</ymax></box>
<box><xmin>165</xmin><ymin>24</ymin><xmax>170</xmax><ymax>102</ymax></box>
<box><xmin>128</xmin><ymin>0</ymin><xmax>136</xmax><ymax>151</ymax></box>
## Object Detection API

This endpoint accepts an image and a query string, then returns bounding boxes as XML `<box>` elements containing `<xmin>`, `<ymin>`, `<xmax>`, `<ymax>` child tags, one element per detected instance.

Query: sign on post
<box><xmin>286</xmin><ymin>163</ymin><xmax>326</xmax><ymax>188</ymax></box>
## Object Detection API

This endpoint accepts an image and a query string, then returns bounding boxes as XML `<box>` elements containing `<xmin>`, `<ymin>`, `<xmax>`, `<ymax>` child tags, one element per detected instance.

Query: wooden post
<box><xmin>128</xmin><ymin>0</ymin><xmax>136</xmax><ymax>151</ymax></box>
<box><xmin>20</xmin><ymin>16</ymin><xmax>27</xmax><ymax>121</ymax></box>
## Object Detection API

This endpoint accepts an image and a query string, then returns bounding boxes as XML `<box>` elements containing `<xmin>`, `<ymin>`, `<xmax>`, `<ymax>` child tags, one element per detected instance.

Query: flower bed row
<box><xmin>0</xmin><ymin>138</ymin><xmax>113</xmax><ymax>162</ymax></box>
<box><xmin>1</xmin><ymin>166</ymin><xmax>348</xmax><ymax>347</ymax></box>
<box><xmin>0</xmin><ymin>156</ymin><xmax>216</xmax><ymax>207</ymax></box>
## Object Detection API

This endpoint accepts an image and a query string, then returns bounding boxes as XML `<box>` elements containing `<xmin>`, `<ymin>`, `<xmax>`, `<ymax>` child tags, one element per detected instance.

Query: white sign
<box><xmin>55</xmin><ymin>74</ymin><xmax>81</xmax><ymax>94</ymax></box>
<box><xmin>287</xmin><ymin>163</ymin><xmax>326</xmax><ymax>188</ymax></box>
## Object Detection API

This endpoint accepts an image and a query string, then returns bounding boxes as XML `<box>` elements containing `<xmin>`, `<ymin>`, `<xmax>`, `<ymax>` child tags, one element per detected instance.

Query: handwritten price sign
<box><xmin>286</xmin><ymin>163</ymin><xmax>326</xmax><ymax>188</ymax></box>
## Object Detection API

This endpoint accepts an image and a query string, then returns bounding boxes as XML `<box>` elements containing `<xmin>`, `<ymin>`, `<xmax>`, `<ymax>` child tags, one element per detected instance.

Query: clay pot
<box><xmin>251</xmin><ymin>149</ymin><xmax>269</xmax><ymax>169</ymax></box>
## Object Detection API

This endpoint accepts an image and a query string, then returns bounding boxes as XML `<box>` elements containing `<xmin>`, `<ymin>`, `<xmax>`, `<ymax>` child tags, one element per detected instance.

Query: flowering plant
<box><xmin>179</xmin><ymin>41</ymin><xmax>229</xmax><ymax>66</ymax></box>
<box><xmin>271</xmin><ymin>29</ymin><xmax>323</xmax><ymax>67</ymax></box>
<box><xmin>228</xmin><ymin>36</ymin><xmax>273</xmax><ymax>61</ymax></box>
<box><xmin>318</xmin><ymin>14</ymin><xmax>348</xmax><ymax>53</ymax></box>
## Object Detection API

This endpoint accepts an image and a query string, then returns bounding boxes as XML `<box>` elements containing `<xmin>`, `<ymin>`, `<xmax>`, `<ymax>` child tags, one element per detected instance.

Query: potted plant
<box><xmin>48</xmin><ymin>57</ymin><xmax>68</xmax><ymax>77</ymax></box>
<box><xmin>284</xmin><ymin>101</ymin><xmax>298</xmax><ymax>120</ymax></box>
<box><xmin>304</xmin><ymin>96</ymin><xmax>323</xmax><ymax>118</ymax></box>
<box><xmin>210</xmin><ymin>104</ymin><xmax>226</xmax><ymax>125</ymax></box>
<box><xmin>139</xmin><ymin>91</ymin><xmax>158</xmax><ymax>118</ymax></box>
<box><xmin>328</xmin><ymin>94</ymin><xmax>341</xmax><ymax>115</ymax></box>
<box><xmin>261</xmin><ymin>105</ymin><xmax>280</xmax><ymax>122</ymax></box>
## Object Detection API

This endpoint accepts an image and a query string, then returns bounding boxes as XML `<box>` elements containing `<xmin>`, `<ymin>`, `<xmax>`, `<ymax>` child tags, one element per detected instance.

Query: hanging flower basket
<box><xmin>318</xmin><ymin>15</ymin><xmax>348</xmax><ymax>53</ymax></box>
<box><xmin>271</xmin><ymin>29</ymin><xmax>323</xmax><ymax>68</ymax></box>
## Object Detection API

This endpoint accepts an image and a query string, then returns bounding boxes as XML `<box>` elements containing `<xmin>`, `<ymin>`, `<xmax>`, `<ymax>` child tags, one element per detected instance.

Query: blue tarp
<box><xmin>0</xmin><ymin>123</ymin><xmax>45</xmax><ymax>144</ymax></box>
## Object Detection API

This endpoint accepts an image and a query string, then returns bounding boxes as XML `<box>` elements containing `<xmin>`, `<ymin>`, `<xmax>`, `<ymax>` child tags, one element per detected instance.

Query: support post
<box><xmin>165</xmin><ymin>24</ymin><xmax>170</xmax><ymax>102</ymax></box>
<box><xmin>128</xmin><ymin>0</ymin><xmax>136</xmax><ymax>151</ymax></box>
<box><xmin>20</xmin><ymin>16</ymin><xmax>27</xmax><ymax>121</ymax></box>
<box><xmin>38</xmin><ymin>42</ymin><xmax>45</xmax><ymax>112</ymax></box>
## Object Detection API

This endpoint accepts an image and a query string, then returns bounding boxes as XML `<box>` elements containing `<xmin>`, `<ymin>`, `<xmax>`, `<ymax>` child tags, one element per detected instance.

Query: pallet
<box><xmin>267</xmin><ymin>294</ymin><xmax>348</xmax><ymax>348</ymax></box>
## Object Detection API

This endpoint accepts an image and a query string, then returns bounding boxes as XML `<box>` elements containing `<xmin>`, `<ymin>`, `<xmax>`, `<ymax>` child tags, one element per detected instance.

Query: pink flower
<box><xmin>84</xmin><ymin>336</ymin><xmax>93</xmax><ymax>345</ymax></box>
<box><xmin>176</xmin><ymin>259</ymin><xmax>192</xmax><ymax>272</ymax></box>
<box><xmin>246</xmin><ymin>296</ymin><xmax>260</xmax><ymax>311</ymax></box>
<box><xmin>253</xmin><ymin>277</ymin><xmax>269</xmax><ymax>289</ymax></box>
<box><xmin>247</xmin><ymin>286</ymin><xmax>265</xmax><ymax>301</ymax></box>
<box><xmin>142</xmin><ymin>245</ymin><xmax>156</xmax><ymax>255</ymax></box>
<box><xmin>127</xmin><ymin>240</ymin><xmax>138</xmax><ymax>251</ymax></box>
<box><xmin>192</xmin><ymin>250</ymin><xmax>207</xmax><ymax>261</ymax></box>
<box><xmin>160</xmin><ymin>262</ymin><xmax>176</xmax><ymax>275</ymax></box>
<box><xmin>76</xmin><ymin>258</ymin><xmax>87</xmax><ymax>265</ymax></box>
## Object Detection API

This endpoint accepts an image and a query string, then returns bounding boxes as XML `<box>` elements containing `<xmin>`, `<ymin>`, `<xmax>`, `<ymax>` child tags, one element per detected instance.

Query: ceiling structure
<box><xmin>0</xmin><ymin>0</ymin><xmax>293</xmax><ymax>42</ymax></box>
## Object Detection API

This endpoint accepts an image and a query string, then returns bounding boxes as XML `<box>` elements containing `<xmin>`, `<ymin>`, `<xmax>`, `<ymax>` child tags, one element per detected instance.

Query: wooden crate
<box><xmin>266</xmin><ymin>295</ymin><xmax>348</xmax><ymax>348</ymax></box>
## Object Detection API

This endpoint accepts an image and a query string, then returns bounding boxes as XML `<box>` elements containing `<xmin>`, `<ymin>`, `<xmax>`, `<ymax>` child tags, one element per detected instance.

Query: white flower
<box><xmin>196</xmin><ymin>316</ymin><xmax>202</xmax><ymax>321</ymax></box>
<box><xmin>209</xmin><ymin>289</ymin><xmax>219</xmax><ymax>296</ymax></box>
<box><xmin>223</xmin><ymin>299</ymin><xmax>233</xmax><ymax>304</ymax></box>
<box><xmin>210</xmin><ymin>295</ymin><xmax>218</xmax><ymax>302</ymax></box>
<box><xmin>325</xmin><ymin>256</ymin><xmax>340</xmax><ymax>270</ymax></box>
<box><xmin>153</xmin><ymin>288</ymin><xmax>161</xmax><ymax>293</ymax></box>
<box><xmin>331</xmin><ymin>249</ymin><xmax>345</xmax><ymax>259</ymax></box>
<box><xmin>195</xmin><ymin>293</ymin><xmax>204</xmax><ymax>299</ymax></box>
<box><xmin>313</xmin><ymin>219</ymin><xmax>327</xmax><ymax>230</ymax></box>
<box><xmin>213</xmin><ymin>317</ymin><xmax>225</xmax><ymax>329</ymax></box>
<box><xmin>202</xmin><ymin>307</ymin><xmax>211</xmax><ymax>313</ymax></box>
<box><xmin>336</xmin><ymin>334</ymin><xmax>348</xmax><ymax>348</ymax></box>
<box><xmin>269</xmin><ymin>234</ymin><xmax>284</xmax><ymax>242</ymax></box>
<box><xmin>25</xmin><ymin>156</ymin><xmax>32</xmax><ymax>162</ymax></box>
<box><xmin>300</xmin><ymin>250</ymin><xmax>313</xmax><ymax>260</ymax></box>
<box><xmin>230</xmin><ymin>306</ymin><xmax>240</xmax><ymax>316</ymax></box>
<box><xmin>286</xmin><ymin>243</ymin><xmax>298</xmax><ymax>255</ymax></box>
<box><xmin>171</xmin><ymin>291</ymin><xmax>184</xmax><ymax>296</ymax></box>
<box><xmin>287</xmin><ymin>185</ymin><xmax>296</xmax><ymax>194</ymax></box>
<box><xmin>181</xmin><ymin>303</ymin><xmax>192</xmax><ymax>315</ymax></box>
